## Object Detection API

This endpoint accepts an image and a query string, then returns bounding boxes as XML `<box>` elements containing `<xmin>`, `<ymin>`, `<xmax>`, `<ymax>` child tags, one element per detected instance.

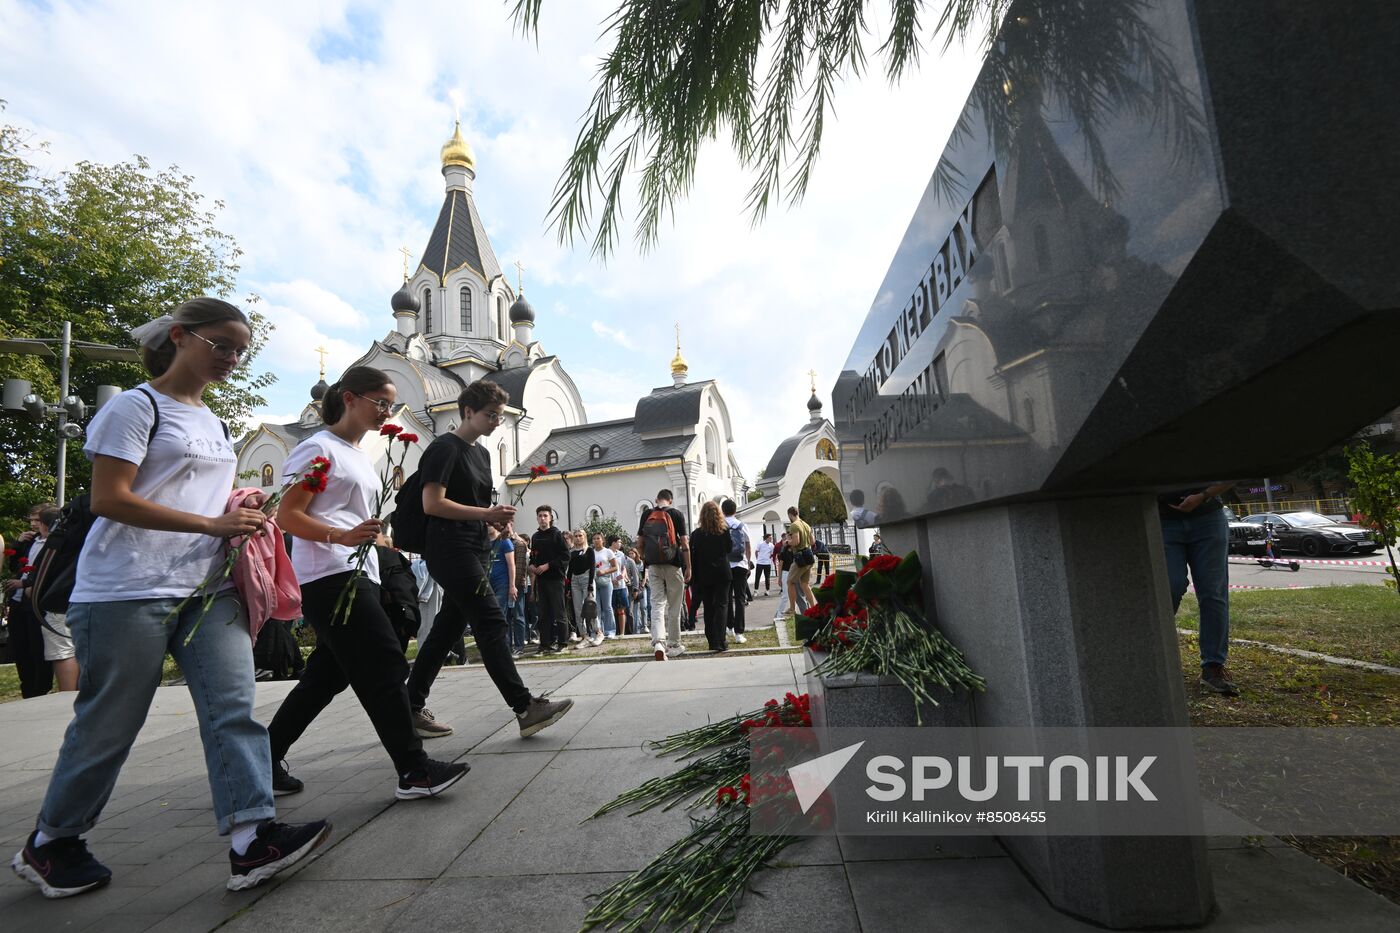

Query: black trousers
<box><xmin>534</xmin><ymin>574</ymin><xmax>568</xmax><ymax>648</ymax></box>
<box><xmin>410</xmin><ymin>543</ymin><xmax>532</xmax><ymax>713</ymax></box>
<box><xmin>268</xmin><ymin>573</ymin><xmax>426</xmax><ymax>775</ymax></box>
<box><xmin>699</xmin><ymin>577</ymin><xmax>730</xmax><ymax>650</ymax></box>
<box><xmin>8</xmin><ymin>603</ymin><xmax>52</xmax><ymax>698</ymax></box>
<box><xmin>728</xmin><ymin>566</ymin><xmax>748</xmax><ymax>634</ymax></box>
<box><xmin>753</xmin><ymin>563</ymin><xmax>772</xmax><ymax>590</ymax></box>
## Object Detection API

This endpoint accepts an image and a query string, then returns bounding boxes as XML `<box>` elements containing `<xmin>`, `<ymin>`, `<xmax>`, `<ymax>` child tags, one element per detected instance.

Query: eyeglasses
<box><xmin>481</xmin><ymin>410</ymin><xmax>505</xmax><ymax>424</ymax></box>
<box><xmin>189</xmin><ymin>331</ymin><xmax>247</xmax><ymax>362</ymax></box>
<box><xmin>353</xmin><ymin>393</ymin><xmax>394</xmax><ymax>413</ymax></box>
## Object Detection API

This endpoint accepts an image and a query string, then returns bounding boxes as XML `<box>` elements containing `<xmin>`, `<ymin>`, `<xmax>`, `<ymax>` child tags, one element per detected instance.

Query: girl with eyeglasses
<box><xmin>265</xmin><ymin>366</ymin><xmax>468</xmax><ymax>802</ymax></box>
<box><xmin>14</xmin><ymin>298</ymin><xmax>329</xmax><ymax>900</ymax></box>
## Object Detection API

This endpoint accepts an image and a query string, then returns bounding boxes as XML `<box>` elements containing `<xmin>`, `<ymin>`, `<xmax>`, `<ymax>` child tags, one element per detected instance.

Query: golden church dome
<box><xmin>440</xmin><ymin>121</ymin><xmax>475</xmax><ymax>171</ymax></box>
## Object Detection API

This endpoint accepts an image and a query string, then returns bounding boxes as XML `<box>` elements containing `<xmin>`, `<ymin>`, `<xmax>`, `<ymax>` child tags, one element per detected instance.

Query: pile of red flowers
<box><xmin>300</xmin><ymin>455</ymin><xmax>331</xmax><ymax>493</ymax></box>
<box><xmin>738</xmin><ymin>692</ymin><xmax>812</xmax><ymax>732</ymax></box>
<box><xmin>529</xmin><ymin>464</ymin><xmax>548</xmax><ymax>478</ymax></box>
<box><xmin>379</xmin><ymin>424</ymin><xmax>419</xmax><ymax>444</ymax></box>
<box><xmin>858</xmin><ymin>553</ymin><xmax>901</xmax><ymax>577</ymax></box>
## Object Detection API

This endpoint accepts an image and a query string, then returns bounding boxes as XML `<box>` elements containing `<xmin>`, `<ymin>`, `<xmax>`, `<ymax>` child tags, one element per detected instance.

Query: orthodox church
<box><xmin>236</xmin><ymin>123</ymin><xmax>747</xmax><ymax>536</ymax></box>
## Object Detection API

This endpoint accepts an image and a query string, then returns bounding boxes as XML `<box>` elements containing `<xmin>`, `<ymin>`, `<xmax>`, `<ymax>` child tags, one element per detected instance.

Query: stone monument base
<box><xmin>881</xmin><ymin>494</ymin><xmax>1215</xmax><ymax>928</ymax></box>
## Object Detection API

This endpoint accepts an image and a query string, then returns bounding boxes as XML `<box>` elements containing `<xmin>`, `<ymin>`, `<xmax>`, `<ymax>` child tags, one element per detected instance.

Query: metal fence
<box><xmin>1232</xmin><ymin>498</ymin><xmax>1352</xmax><ymax>518</ymax></box>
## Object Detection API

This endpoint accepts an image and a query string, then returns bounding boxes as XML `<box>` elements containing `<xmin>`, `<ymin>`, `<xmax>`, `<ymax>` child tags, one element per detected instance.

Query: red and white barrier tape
<box><xmin>1228</xmin><ymin>556</ymin><xmax>1392</xmax><ymax>568</ymax></box>
<box><xmin>1192</xmin><ymin>584</ymin><xmax>1323</xmax><ymax>592</ymax></box>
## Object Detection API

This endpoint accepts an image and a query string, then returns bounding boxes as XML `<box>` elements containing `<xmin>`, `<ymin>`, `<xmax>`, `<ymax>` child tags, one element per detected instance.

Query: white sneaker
<box><xmin>606</xmin><ymin>633</ymin><xmax>617</xmax><ymax>640</ymax></box>
<box><xmin>653</xmin><ymin>644</ymin><xmax>667</xmax><ymax>661</ymax></box>
<box><xmin>590</xmin><ymin>635</ymin><xmax>603</xmax><ymax>647</ymax></box>
<box><xmin>735</xmin><ymin>633</ymin><xmax>747</xmax><ymax>644</ymax></box>
<box><xmin>668</xmin><ymin>643</ymin><xmax>687</xmax><ymax>657</ymax></box>
<box><xmin>569</xmin><ymin>632</ymin><xmax>580</xmax><ymax>642</ymax></box>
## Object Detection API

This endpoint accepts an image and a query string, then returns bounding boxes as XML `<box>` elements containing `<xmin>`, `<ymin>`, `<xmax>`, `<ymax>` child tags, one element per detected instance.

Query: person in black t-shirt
<box><xmin>528</xmin><ymin>508</ymin><xmax>572</xmax><ymax>651</ymax></box>
<box><xmin>408</xmin><ymin>381</ymin><xmax>574</xmax><ymax>739</ymax></box>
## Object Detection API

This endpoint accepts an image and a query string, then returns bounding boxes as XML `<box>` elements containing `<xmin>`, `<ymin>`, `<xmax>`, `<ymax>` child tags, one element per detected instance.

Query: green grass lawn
<box><xmin>1175</xmin><ymin>584</ymin><xmax>1400</xmax><ymax>667</ymax></box>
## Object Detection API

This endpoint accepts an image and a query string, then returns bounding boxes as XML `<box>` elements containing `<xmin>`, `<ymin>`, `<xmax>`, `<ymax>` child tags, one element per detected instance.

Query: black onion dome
<box><xmin>391</xmin><ymin>282</ymin><xmax>420</xmax><ymax>314</ymax></box>
<box><xmin>807</xmin><ymin>392</ymin><xmax>822</xmax><ymax>411</ymax></box>
<box><xmin>509</xmin><ymin>294</ymin><xmax>535</xmax><ymax>324</ymax></box>
<box><xmin>311</xmin><ymin>379</ymin><xmax>330</xmax><ymax>401</ymax></box>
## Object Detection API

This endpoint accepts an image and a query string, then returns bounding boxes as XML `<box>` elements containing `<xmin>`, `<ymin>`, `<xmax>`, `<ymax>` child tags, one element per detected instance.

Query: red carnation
<box><xmin>717</xmin><ymin>786</ymin><xmax>739</xmax><ymax>805</ymax></box>
<box><xmin>379</xmin><ymin>424</ymin><xmax>403</xmax><ymax>437</ymax></box>
<box><xmin>3</xmin><ymin>548</ymin><xmax>14</xmax><ymax>557</ymax></box>
<box><xmin>858</xmin><ymin>554</ymin><xmax>901</xmax><ymax>577</ymax></box>
<box><xmin>310</xmin><ymin>455</ymin><xmax>331</xmax><ymax>472</ymax></box>
<box><xmin>817</xmin><ymin>574</ymin><xmax>835</xmax><ymax>590</ymax></box>
<box><xmin>301</xmin><ymin>471</ymin><xmax>328</xmax><ymax>494</ymax></box>
<box><xmin>398</xmin><ymin>433</ymin><xmax>419</xmax><ymax>445</ymax></box>
<box><xmin>530</xmin><ymin>464</ymin><xmax>548</xmax><ymax>477</ymax></box>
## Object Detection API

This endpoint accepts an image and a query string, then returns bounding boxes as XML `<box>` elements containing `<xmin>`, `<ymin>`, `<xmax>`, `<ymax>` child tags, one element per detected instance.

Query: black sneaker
<box><xmin>272</xmin><ymin>759</ymin><xmax>303</xmax><ymax>796</ymax></box>
<box><xmin>226</xmin><ymin>819</ymin><xmax>331</xmax><ymax>891</ymax></box>
<box><xmin>396</xmin><ymin>759</ymin><xmax>470</xmax><ymax>800</ymax></box>
<box><xmin>1199</xmin><ymin>664</ymin><xmax>1240</xmax><ymax>697</ymax></box>
<box><xmin>11</xmin><ymin>832</ymin><xmax>111</xmax><ymax>899</ymax></box>
<box><xmin>517</xmin><ymin>695</ymin><xmax>575</xmax><ymax>737</ymax></box>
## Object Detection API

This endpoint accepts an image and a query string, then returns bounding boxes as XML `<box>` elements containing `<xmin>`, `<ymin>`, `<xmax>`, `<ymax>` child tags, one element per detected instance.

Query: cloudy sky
<box><xmin>1</xmin><ymin>0</ymin><xmax>984</xmax><ymax>481</ymax></box>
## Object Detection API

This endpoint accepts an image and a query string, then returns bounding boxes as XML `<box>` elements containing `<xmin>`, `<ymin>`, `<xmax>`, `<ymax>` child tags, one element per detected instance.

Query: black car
<box><xmin>1240</xmin><ymin>511</ymin><xmax>1378</xmax><ymax>557</ymax></box>
<box><xmin>1224</xmin><ymin>507</ymin><xmax>1269</xmax><ymax>556</ymax></box>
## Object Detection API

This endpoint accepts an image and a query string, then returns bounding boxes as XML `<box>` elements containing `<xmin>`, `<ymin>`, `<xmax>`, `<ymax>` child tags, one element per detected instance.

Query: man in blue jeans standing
<box><xmin>1159</xmin><ymin>483</ymin><xmax>1238</xmax><ymax>696</ymax></box>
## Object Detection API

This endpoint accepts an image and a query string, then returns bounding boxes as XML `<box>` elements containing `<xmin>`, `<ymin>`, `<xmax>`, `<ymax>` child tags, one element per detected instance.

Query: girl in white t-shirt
<box><xmin>15</xmin><ymin>298</ymin><xmax>329</xmax><ymax>901</ymax></box>
<box><xmin>264</xmin><ymin>365</ymin><xmax>466</xmax><ymax>803</ymax></box>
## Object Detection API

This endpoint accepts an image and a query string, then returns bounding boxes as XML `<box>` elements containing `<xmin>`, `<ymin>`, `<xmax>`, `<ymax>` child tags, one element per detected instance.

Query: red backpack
<box><xmin>639</xmin><ymin>508</ymin><xmax>678</xmax><ymax>565</ymax></box>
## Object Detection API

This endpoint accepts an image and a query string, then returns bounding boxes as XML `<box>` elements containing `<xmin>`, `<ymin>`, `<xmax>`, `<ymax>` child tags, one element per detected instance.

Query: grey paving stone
<box><xmin>552</xmin><ymin>660</ymin><xmax>644</xmax><ymax>695</ymax></box>
<box><xmin>218</xmin><ymin>879</ymin><xmax>427</xmax><ymax>933</ymax></box>
<box><xmin>107</xmin><ymin>862</ymin><xmax>233</xmax><ymax>916</ymax></box>
<box><xmin>1207</xmin><ymin>846</ymin><xmax>1400</xmax><ymax>931</ymax></box>
<box><xmin>729</xmin><ymin>865</ymin><xmax>860</xmax><ymax>932</ymax></box>
<box><xmin>468</xmin><ymin>692</ymin><xmax>610</xmax><ymax>754</ymax></box>
<box><xmin>300</xmin><ymin>751</ymin><xmax>555</xmax><ymax>881</ymax></box>
<box><xmin>443</xmin><ymin>747</ymin><xmax>696</xmax><ymax>878</ymax></box>
<box><xmin>566</xmin><ymin>683</ymin><xmax>801</xmax><ymax>751</ymax></box>
<box><xmin>1</xmin><ymin>872</ymin><xmax>165</xmax><ymax>931</ymax></box>
<box><xmin>138</xmin><ymin>882</ymin><xmax>270</xmax><ymax>933</ymax></box>
<box><xmin>619</xmin><ymin>654</ymin><xmax>798</xmax><ymax>694</ymax></box>
<box><xmin>387</xmin><ymin>872</ymin><xmax>630</xmax><ymax>933</ymax></box>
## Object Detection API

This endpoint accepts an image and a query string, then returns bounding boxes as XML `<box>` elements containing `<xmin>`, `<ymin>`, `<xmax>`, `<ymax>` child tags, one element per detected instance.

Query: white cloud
<box><xmin>590</xmin><ymin>320</ymin><xmax>637</xmax><ymax>350</ymax></box>
<box><xmin>1</xmin><ymin>0</ymin><xmax>985</xmax><ymax>482</ymax></box>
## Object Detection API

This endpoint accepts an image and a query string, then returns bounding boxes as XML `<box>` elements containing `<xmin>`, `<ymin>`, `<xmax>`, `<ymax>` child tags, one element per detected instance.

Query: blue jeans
<box><xmin>594</xmin><ymin>578</ymin><xmax>615</xmax><ymax>636</ymax></box>
<box><xmin>39</xmin><ymin>594</ymin><xmax>275</xmax><ymax>838</ymax></box>
<box><xmin>1162</xmin><ymin>509</ymin><xmax>1230</xmax><ymax>668</ymax></box>
<box><xmin>510</xmin><ymin>586</ymin><xmax>527</xmax><ymax>648</ymax></box>
<box><xmin>491</xmin><ymin>578</ymin><xmax>518</xmax><ymax>648</ymax></box>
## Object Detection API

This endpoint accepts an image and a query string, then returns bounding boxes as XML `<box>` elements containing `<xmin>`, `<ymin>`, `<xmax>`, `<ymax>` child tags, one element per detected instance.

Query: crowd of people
<box><xmin>2</xmin><ymin>297</ymin><xmax>862</xmax><ymax>904</ymax></box>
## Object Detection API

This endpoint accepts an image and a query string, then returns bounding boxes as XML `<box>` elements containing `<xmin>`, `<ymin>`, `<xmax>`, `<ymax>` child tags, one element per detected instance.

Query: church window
<box><xmin>587</xmin><ymin>506</ymin><xmax>602</xmax><ymax>523</ymax></box>
<box><xmin>1023</xmin><ymin>398</ymin><xmax>1037</xmax><ymax>433</ymax></box>
<box><xmin>1033</xmin><ymin>224</ymin><xmax>1052</xmax><ymax>273</ymax></box>
<box><xmin>546</xmin><ymin>450</ymin><xmax>559</xmax><ymax>467</ymax></box>
<box><xmin>423</xmin><ymin>289</ymin><xmax>433</xmax><ymax>332</ymax></box>
<box><xmin>590</xmin><ymin>444</ymin><xmax>602</xmax><ymax>460</ymax></box>
<box><xmin>392</xmin><ymin>465</ymin><xmax>404</xmax><ymax>490</ymax></box>
<box><xmin>460</xmin><ymin>287</ymin><xmax>472</xmax><ymax>334</ymax></box>
<box><xmin>815</xmin><ymin>438</ymin><xmax>837</xmax><ymax>461</ymax></box>
<box><xmin>499</xmin><ymin>442</ymin><xmax>509</xmax><ymax>475</ymax></box>
<box><xmin>704</xmin><ymin>425</ymin><xmax>718</xmax><ymax>475</ymax></box>
<box><xmin>260</xmin><ymin>463</ymin><xmax>274</xmax><ymax>487</ymax></box>
<box><xmin>636</xmin><ymin>499</ymin><xmax>653</xmax><ymax>517</ymax></box>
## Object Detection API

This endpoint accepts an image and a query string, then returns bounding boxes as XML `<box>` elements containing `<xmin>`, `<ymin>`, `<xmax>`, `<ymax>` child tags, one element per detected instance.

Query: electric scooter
<box><xmin>1255</xmin><ymin>522</ymin><xmax>1300</xmax><ymax>572</ymax></box>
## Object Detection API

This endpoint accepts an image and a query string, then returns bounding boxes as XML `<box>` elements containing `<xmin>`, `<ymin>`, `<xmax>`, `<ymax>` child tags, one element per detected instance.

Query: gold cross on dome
<box><xmin>808</xmin><ymin>369</ymin><xmax>817</xmax><ymax>393</ymax></box>
<box><xmin>398</xmin><ymin>246</ymin><xmax>412</xmax><ymax>282</ymax></box>
<box><xmin>315</xmin><ymin>346</ymin><xmax>328</xmax><ymax>380</ymax></box>
<box><xmin>514</xmin><ymin>259</ymin><xmax>526</xmax><ymax>294</ymax></box>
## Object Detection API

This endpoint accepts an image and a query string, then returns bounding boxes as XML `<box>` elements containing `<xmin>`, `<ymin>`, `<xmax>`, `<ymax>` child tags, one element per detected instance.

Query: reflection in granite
<box><xmin>834</xmin><ymin>0</ymin><xmax>1400</xmax><ymax>522</ymax></box>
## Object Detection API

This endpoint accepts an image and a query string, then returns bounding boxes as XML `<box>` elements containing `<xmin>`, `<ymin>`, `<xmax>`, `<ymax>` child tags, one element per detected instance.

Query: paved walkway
<box><xmin>2</xmin><ymin>654</ymin><xmax>1398</xmax><ymax>932</ymax></box>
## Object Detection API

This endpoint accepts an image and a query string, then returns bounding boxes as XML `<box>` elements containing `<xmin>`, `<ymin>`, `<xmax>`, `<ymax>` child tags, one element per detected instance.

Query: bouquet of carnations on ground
<box><xmin>801</xmin><ymin>551</ymin><xmax>986</xmax><ymax>724</ymax></box>
<box><xmin>582</xmin><ymin>692</ymin><xmax>820</xmax><ymax>932</ymax></box>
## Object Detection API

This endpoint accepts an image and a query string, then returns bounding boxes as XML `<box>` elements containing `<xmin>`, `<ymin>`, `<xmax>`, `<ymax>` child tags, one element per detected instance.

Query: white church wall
<box><xmin>509</xmin><ymin>464</ymin><xmax>675</xmax><ymax>535</ymax></box>
<box><xmin>237</xmin><ymin>433</ymin><xmax>289</xmax><ymax>488</ymax></box>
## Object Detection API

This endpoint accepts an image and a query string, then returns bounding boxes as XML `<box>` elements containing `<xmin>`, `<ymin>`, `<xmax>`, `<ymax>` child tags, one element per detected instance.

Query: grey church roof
<box><xmin>508</xmin><ymin>419</ymin><xmax>691</xmax><ymax>478</ymax></box>
<box><xmin>419</xmin><ymin>188</ymin><xmax>503</xmax><ymax>284</ymax></box>
<box><xmin>632</xmin><ymin>381</ymin><xmax>713</xmax><ymax>435</ymax></box>
<box><xmin>762</xmin><ymin>420</ymin><xmax>825</xmax><ymax>480</ymax></box>
<box><xmin>482</xmin><ymin>358</ymin><xmax>556</xmax><ymax>409</ymax></box>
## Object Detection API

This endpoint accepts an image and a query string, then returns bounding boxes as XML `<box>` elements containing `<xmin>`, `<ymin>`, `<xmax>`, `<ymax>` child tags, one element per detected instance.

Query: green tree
<box><xmin>798</xmin><ymin>470</ymin><xmax>846</xmax><ymax>525</ymax></box>
<box><xmin>748</xmin><ymin>468</ymin><xmax>766</xmax><ymax>502</ymax></box>
<box><xmin>1346</xmin><ymin>444</ymin><xmax>1400</xmax><ymax>594</ymax></box>
<box><xmin>0</xmin><ymin>112</ymin><xmax>274</xmax><ymax>536</ymax></box>
<box><xmin>583</xmin><ymin>513</ymin><xmax>633</xmax><ymax>552</ymax></box>
<box><xmin>512</xmin><ymin>0</ymin><xmax>1203</xmax><ymax>257</ymax></box>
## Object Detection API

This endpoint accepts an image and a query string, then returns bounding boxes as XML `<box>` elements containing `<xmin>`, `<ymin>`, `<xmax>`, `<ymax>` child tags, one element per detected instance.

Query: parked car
<box><xmin>1224</xmin><ymin>507</ymin><xmax>1269</xmax><ymax>556</ymax></box>
<box><xmin>1240</xmin><ymin>511</ymin><xmax>1379</xmax><ymax>557</ymax></box>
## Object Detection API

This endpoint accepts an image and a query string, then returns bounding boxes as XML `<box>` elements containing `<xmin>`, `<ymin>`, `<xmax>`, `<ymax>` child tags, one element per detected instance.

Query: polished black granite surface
<box><xmin>833</xmin><ymin>0</ymin><xmax>1400</xmax><ymax>523</ymax></box>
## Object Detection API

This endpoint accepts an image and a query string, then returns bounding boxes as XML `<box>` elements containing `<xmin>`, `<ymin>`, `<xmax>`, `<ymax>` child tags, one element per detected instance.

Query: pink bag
<box><xmin>225</xmin><ymin>487</ymin><xmax>302</xmax><ymax>643</ymax></box>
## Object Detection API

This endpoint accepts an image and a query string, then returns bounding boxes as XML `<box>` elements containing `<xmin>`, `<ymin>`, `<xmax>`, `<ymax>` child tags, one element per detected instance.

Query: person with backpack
<box><xmin>720</xmin><ymin>500</ymin><xmax>752</xmax><ymax>645</ymax></box>
<box><xmin>28</xmin><ymin>503</ymin><xmax>79</xmax><ymax>692</ymax></box>
<box><xmin>374</xmin><ymin>533</ymin><xmax>422</xmax><ymax>652</ymax></box>
<box><xmin>688</xmin><ymin>502</ymin><xmax>733</xmax><ymax>651</ymax></box>
<box><xmin>636</xmin><ymin>489</ymin><xmax>692</xmax><ymax>661</ymax></box>
<box><xmin>265</xmin><ymin>365</ymin><xmax>468</xmax><ymax>803</ymax></box>
<box><xmin>408</xmin><ymin>381</ymin><xmax>574</xmax><ymax>738</ymax></box>
<box><xmin>6</xmin><ymin>504</ymin><xmax>57</xmax><ymax>697</ymax></box>
<box><xmin>13</xmin><ymin>299</ymin><xmax>330</xmax><ymax>901</ymax></box>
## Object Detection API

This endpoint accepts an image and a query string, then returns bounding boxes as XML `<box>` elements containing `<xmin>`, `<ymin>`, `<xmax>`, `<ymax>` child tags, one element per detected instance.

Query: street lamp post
<box><xmin>1</xmin><ymin>320</ymin><xmax>137</xmax><ymax>506</ymax></box>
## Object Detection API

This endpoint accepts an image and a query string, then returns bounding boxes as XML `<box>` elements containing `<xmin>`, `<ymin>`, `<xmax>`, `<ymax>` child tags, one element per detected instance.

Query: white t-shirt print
<box><xmin>71</xmin><ymin>384</ymin><xmax>236</xmax><ymax>603</ymax></box>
